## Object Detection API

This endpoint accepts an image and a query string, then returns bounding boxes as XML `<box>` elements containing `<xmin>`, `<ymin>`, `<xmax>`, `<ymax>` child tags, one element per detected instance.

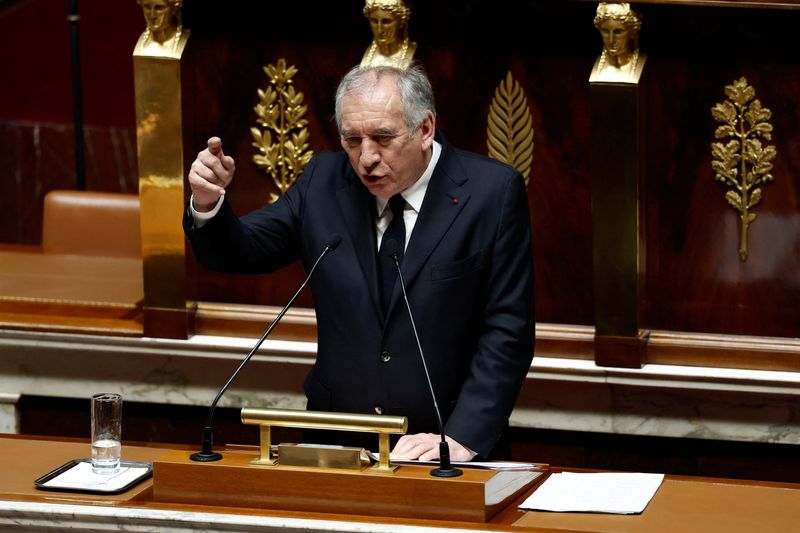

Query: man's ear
<box><xmin>419</xmin><ymin>110</ymin><xmax>436</xmax><ymax>151</ymax></box>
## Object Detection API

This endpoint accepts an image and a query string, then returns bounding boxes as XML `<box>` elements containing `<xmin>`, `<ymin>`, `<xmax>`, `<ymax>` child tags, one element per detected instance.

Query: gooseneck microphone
<box><xmin>190</xmin><ymin>234</ymin><xmax>342</xmax><ymax>462</ymax></box>
<box><xmin>385</xmin><ymin>239</ymin><xmax>463</xmax><ymax>478</ymax></box>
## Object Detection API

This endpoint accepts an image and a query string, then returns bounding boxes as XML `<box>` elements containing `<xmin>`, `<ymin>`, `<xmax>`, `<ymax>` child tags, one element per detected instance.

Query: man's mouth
<box><xmin>364</xmin><ymin>175</ymin><xmax>382</xmax><ymax>183</ymax></box>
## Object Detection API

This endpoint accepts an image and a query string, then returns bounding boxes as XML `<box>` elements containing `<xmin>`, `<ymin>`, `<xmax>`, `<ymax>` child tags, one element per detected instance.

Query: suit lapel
<box><xmin>336</xmin><ymin>171</ymin><xmax>382</xmax><ymax>317</ymax></box>
<box><xmin>387</xmin><ymin>138</ymin><xmax>470</xmax><ymax>313</ymax></box>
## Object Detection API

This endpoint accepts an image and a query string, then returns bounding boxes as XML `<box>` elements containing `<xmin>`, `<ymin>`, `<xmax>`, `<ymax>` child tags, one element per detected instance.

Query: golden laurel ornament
<box><xmin>487</xmin><ymin>71</ymin><xmax>534</xmax><ymax>186</ymax></box>
<box><xmin>251</xmin><ymin>59</ymin><xmax>313</xmax><ymax>203</ymax></box>
<box><xmin>711</xmin><ymin>77</ymin><xmax>776</xmax><ymax>261</ymax></box>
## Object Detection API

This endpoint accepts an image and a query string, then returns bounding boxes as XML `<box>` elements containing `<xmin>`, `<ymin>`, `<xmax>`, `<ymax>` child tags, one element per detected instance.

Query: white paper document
<box><xmin>519</xmin><ymin>472</ymin><xmax>665</xmax><ymax>514</ymax></box>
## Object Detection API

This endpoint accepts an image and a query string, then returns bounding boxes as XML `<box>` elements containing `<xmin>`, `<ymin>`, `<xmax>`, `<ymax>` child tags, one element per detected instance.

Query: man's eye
<box><xmin>344</xmin><ymin>137</ymin><xmax>362</xmax><ymax>147</ymax></box>
<box><xmin>375</xmin><ymin>135</ymin><xmax>394</xmax><ymax>145</ymax></box>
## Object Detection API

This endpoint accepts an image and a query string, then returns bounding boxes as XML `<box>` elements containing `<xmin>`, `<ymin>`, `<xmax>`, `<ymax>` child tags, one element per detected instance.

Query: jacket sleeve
<box><xmin>443</xmin><ymin>171</ymin><xmax>535</xmax><ymax>458</ymax></box>
<box><xmin>183</xmin><ymin>156</ymin><xmax>319</xmax><ymax>274</ymax></box>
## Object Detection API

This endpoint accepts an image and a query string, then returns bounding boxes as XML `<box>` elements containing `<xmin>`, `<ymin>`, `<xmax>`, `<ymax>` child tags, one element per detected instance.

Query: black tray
<box><xmin>34</xmin><ymin>458</ymin><xmax>152</xmax><ymax>494</ymax></box>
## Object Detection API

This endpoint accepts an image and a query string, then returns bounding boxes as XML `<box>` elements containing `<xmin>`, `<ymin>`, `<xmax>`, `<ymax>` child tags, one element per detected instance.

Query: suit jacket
<box><xmin>184</xmin><ymin>133</ymin><xmax>535</xmax><ymax>458</ymax></box>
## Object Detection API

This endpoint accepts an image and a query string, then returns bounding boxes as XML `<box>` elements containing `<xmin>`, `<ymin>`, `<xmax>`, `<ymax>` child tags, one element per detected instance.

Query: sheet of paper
<box><xmin>519</xmin><ymin>472</ymin><xmax>665</xmax><ymax>514</ymax></box>
<box><xmin>43</xmin><ymin>461</ymin><xmax>150</xmax><ymax>492</ymax></box>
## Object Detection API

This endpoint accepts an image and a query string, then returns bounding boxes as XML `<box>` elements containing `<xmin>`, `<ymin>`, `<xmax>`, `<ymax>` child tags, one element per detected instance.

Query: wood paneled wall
<box><xmin>1</xmin><ymin>1</ymin><xmax>798</xmax><ymax>353</ymax></box>
<box><xmin>181</xmin><ymin>1</ymin><xmax>800</xmax><ymax>340</ymax></box>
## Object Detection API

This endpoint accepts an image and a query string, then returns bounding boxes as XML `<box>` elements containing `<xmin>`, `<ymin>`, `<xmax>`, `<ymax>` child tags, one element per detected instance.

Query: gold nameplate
<box><xmin>277</xmin><ymin>443</ymin><xmax>365</xmax><ymax>470</ymax></box>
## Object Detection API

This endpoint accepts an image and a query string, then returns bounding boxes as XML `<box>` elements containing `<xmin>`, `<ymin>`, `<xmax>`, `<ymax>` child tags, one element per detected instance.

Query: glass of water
<box><xmin>91</xmin><ymin>393</ymin><xmax>122</xmax><ymax>475</ymax></box>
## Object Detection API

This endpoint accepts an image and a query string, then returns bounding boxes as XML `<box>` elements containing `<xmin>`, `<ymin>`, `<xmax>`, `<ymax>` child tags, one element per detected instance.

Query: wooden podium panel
<box><xmin>152</xmin><ymin>449</ymin><xmax>540</xmax><ymax>523</ymax></box>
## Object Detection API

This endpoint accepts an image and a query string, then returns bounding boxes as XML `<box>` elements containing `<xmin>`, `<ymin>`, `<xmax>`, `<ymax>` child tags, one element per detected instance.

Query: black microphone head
<box><xmin>383</xmin><ymin>238</ymin><xmax>402</xmax><ymax>260</ymax></box>
<box><xmin>325</xmin><ymin>234</ymin><xmax>342</xmax><ymax>251</ymax></box>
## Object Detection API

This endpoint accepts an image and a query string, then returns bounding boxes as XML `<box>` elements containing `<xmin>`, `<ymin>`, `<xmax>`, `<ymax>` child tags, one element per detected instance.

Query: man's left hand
<box><xmin>391</xmin><ymin>433</ymin><xmax>477</xmax><ymax>462</ymax></box>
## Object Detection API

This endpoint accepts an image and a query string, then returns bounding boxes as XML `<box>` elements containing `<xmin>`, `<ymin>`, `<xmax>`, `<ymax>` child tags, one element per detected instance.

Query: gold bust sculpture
<box><xmin>134</xmin><ymin>0</ymin><xmax>188</xmax><ymax>57</ymax></box>
<box><xmin>590</xmin><ymin>2</ymin><xmax>646</xmax><ymax>83</ymax></box>
<box><xmin>360</xmin><ymin>0</ymin><xmax>417</xmax><ymax>69</ymax></box>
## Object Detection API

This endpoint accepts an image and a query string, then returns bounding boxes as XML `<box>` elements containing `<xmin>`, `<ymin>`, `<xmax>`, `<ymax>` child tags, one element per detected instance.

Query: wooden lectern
<box><xmin>152</xmin><ymin>448</ymin><xmax>542</xmax><ymax>523</ymax></box>
<box><xmin>153</xmin><ymin>408</ymin><xmax>544</xmax><ymax>523</ymax></box>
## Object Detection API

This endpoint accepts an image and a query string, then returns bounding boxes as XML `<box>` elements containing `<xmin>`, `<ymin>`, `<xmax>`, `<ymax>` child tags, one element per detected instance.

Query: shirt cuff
<box><xmin>190</xmin><ymin>194</ymin><xmax>224</xmax><ymax>228</ymax></box>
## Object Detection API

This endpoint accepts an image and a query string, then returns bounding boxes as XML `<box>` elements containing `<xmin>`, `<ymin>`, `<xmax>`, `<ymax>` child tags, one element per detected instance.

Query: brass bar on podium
<box><xmin>241</xmin><ymin>408</ymin><xmax>407</xmax><ymax>472</ymax></box>
<box><xmin>258</xmin><ymin>425</ymin><xmax>274</xmax><ymax>465</ymax></box>
<box><xmin>133</xmin><ymin>30</ymin><xmax>191</xmax><ymax>339</ymax></box>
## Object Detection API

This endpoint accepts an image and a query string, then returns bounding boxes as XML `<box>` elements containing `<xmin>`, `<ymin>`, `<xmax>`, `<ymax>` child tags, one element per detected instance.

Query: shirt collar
<box><xmin>376</xmin><ymin>140</ymin><xmax>442</xmax><ymax>216</ymax></box>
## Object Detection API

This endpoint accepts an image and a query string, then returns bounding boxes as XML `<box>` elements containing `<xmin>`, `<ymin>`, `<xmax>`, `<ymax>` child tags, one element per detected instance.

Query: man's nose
<box><xmin>360</xmin><ymin>141</ymin><xmax>381</xmax><ymax>169</ymax></box>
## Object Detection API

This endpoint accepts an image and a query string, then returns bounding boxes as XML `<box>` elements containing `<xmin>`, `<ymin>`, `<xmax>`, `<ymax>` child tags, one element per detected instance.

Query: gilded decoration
<box><xmin>134</xmin><ymin>0</ymin><xmax>188</xmax><ymax>58</ymax></box>
<box><xmin>589</xmin><ymin>2</ymin><xmax>646</xmax><ymax>84</ymax></box>
<box><xmin>711</xmin><ymin>77</ymin><xmax>776</xmax><ymax>261</ymax></box>
<box><xmin>487</xmin><ymin>72</ymin><xmax>534</xmax><ymax>186</ymax></box>
<box><xmin>251</xmin><ymin>59</ymin><xmax>313</xmax><ymax>203</ymax></box>
<box><xmin>133</xmin><ymin>0</ymin><xmax>190</xmax><ymax>335</ymax></box>
<box><xmin>361</xmin><ymin>0</ymin><xmax>417</xmax><ymax>69</ymax></box>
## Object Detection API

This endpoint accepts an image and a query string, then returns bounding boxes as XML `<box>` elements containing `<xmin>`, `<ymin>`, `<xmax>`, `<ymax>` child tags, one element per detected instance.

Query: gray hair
<box><xmin>334</xmin><ymin>64</ymin><xmax>436</xmax><ymax>137</ymax></box>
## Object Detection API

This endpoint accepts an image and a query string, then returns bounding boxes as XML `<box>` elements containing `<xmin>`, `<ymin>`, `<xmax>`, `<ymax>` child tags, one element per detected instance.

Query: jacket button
<box><xmin>380</xmin><ymin>350</ymin><xmax>391</xmax><ymax>363</ymax></box>
<box><xmin>374</xmin><ymin>406</ymin><xmax>383</xmax><ymax>415</ymax></box>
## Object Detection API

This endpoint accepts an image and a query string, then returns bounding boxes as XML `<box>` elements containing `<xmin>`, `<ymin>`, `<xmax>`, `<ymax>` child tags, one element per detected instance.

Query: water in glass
<box><xmin>91</xmin><ymin>438</ymin><xmax>121</xmax><ymax>474</ymax></box>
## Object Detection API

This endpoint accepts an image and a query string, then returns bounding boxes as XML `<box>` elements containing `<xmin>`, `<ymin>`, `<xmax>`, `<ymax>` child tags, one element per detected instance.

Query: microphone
<box><xmin>190</xmin><ymin>234</ymin><xmax>342</xmax><ymax>462</ymax></box>
<box><xmin>385</xmin><ymin>239</ymin><xmax>463</xmax><ymax>478</ymax></box>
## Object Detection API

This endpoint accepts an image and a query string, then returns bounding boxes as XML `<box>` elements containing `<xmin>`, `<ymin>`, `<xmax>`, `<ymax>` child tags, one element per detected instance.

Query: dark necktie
<box><xmin>379</xmin><ymin>194</ymin><xmax>406</xmax><ymax>314</ymax></box>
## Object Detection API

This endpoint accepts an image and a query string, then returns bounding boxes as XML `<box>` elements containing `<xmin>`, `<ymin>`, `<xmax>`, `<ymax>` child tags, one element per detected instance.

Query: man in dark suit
<box><xmin>185</xmin><ymin>64</ymin><xmax>534</xmax><ymax>461</ymax></box>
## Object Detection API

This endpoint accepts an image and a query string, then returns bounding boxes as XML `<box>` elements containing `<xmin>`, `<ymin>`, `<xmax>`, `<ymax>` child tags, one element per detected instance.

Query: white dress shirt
<box><xmin>374</xmin><ymin>140</ymin><xmax>441</xmax><ymax>251</ymax></box>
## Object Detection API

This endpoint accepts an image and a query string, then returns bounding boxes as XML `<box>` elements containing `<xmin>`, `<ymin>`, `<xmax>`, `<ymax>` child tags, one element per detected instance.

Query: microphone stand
<box><xmin>391</xmin><ymin>247</ymin><xmax>463</xmax><ymax>478</ymax></box>
<box><xmin>190</xmin><ymin>235</ymin><xmax>341</xmax><ymax>462</ymax></box>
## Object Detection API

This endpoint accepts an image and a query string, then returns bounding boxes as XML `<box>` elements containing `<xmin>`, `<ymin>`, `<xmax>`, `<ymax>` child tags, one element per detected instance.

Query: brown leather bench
<box><xmin>42</xmin><ymin>190</ymin><xmax>142</xmax><ymax>258</ymax></box>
